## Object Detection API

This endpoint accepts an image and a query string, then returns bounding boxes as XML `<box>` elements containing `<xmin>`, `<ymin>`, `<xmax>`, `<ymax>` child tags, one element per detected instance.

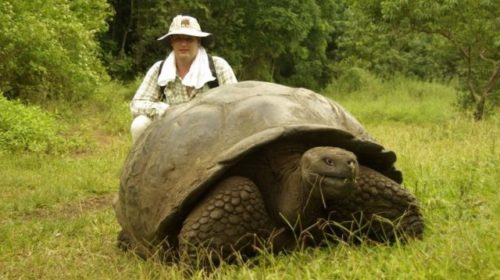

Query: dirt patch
<box><xmin>93</xmin><ymin>129</ymin><xmax>115</xmax><ymax>146</ymax></box>
<box><xmin>16</xmin><ymin>194</ymin><xmax>115</xmax><ymax>221</ymax></box>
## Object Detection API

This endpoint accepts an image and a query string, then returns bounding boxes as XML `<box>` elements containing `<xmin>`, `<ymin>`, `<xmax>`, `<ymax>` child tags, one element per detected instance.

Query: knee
<box><xmin>130</xmin><ymin>115</ymin><xmax>153</xmax><ymax>142</ymax></box>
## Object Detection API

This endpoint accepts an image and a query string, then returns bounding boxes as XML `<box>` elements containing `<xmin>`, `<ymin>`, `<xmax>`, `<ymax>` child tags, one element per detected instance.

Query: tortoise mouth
<box><xmin>307</xmin><ymin>172</ymin><xmax>359</xmax><ymax>199</ymax></box>
<box><xmin>308</xmin><ymin>172</ymin><xmax>357</xmax><ymax>186</ymax></box>
<box><xmin>323</xmin><ymin>175</ymin><xmax>356</xmax><ymax>184</ymax></box>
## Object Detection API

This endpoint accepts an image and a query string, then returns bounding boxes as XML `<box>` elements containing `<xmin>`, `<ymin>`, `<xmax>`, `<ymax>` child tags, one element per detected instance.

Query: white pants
<box><xmin>130</xmin><ymin>115</ymin><xmax>153</xmax><ymax>142</ymax></box>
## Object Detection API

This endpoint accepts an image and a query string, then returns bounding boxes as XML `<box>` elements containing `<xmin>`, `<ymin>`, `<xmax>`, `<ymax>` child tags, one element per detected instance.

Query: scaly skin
<box><xmin>178</xmin><ymin>176</ymin><xmax>279</xmax><ymax>266</ymax></box>
<box><xmin>325</xmin><ymin>166</ymin><xmax>424</xmax><ymax>242</ymax></box>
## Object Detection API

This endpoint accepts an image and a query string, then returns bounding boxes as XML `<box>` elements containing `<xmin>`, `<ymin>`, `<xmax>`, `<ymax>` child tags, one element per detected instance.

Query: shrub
<box><xmin>0</xmin><ymin>0</ymin><xmax>111</xmax><ymax>103</ymax></box>
<box><xmin>0</xmin><ymin>94</ymin><xmax>60</xmax><ymax>152</ymax></box>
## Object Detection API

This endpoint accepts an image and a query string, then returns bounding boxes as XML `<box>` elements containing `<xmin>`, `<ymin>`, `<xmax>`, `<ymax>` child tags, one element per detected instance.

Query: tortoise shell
<box><xmin>114</xmin><ymin>81</ymin><xmax>402</xmax><ymax>253</ymax></box>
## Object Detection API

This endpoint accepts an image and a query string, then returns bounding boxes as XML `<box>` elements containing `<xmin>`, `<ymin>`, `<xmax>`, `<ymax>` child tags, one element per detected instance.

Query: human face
<box><xmin>170</xmin><ymin>35</ymin><xmax>201</xmax><ymax>64</ymax></box>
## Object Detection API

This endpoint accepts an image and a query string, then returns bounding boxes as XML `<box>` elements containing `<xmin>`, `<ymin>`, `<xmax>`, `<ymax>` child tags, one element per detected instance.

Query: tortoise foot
<box><xmin>178</xmin><ymin>176</ymin><xmax>276</xmax><ymax>267</ymax></box>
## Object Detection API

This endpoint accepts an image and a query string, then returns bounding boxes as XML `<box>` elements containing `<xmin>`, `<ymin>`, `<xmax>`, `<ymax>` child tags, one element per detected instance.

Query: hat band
<box><xmin>157</xmin><ymin>28</ymin><xmax>211</xmax><ymax>41</ymax></box>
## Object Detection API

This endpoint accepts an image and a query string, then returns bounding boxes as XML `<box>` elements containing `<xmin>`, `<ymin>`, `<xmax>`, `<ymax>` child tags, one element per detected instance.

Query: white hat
<box><xmin>157</xmin><ymin>15</ymin><xmax>211</xmax><ymax>41</ymax></box>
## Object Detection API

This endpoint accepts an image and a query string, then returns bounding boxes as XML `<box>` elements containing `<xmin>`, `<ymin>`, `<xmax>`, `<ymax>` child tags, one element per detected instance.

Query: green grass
<box><xmin>326</xmin><ymin>75</ymin><xmax>457</xmax><ymax>125</ymax></box>
<box><xmin>1</xmin><ymin>79</ymin><xmax>499</xmax><ymax>279</ymax></box>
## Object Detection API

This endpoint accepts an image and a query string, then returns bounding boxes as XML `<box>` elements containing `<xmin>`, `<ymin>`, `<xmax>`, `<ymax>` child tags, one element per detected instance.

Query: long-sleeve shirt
<box><xmin>130</xmin><ymin>56</ymin><xmax>237</xmax><ymax>118</ymax></box>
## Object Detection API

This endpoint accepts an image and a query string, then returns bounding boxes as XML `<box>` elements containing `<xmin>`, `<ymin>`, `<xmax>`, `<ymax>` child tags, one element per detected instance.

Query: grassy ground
<box><xmin>1</xmin><ymin>79</ymin><xmax>498</xmax><ymax>279</ymax></box>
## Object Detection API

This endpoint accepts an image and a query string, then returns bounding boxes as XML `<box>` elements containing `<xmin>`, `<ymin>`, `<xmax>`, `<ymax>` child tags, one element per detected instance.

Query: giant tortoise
<box><xmin>114</xmin><ymin>81</ymin><xmax>423</xmax><ymax>265</ymax></box>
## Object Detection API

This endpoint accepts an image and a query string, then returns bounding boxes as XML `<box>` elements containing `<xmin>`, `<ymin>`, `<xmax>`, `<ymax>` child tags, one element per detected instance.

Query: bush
<box><xmin>0</xmin><ymin>0</ymin><xmax>111</xmax><ymax>103</ymax></box>
<box><xmin>0</xmin><ymin>94</ymin><xmax>61</xmax><ymax>153</ymax></box>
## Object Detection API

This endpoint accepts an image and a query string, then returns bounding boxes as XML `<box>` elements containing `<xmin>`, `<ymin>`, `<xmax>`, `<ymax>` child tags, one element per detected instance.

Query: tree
<box><xmin>336</xmin><ymin>1</ymin><xmax>461</xmax><ymax>81</ymax></box>
<box><xmin>348</xmin><ymin>0</ymin><xmax>499</xmax><ymax>120</ymax></box>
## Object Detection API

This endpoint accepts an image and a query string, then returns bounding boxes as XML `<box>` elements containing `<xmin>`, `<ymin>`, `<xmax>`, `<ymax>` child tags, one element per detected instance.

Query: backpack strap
<box><xmin>158</xmin><ymin>60</ymin><xmax>167</xmax><ymax>102</ymax></box>
<box><xmin>157</xmin><ymin>55</ymin><xmax>220</xmax><ymax>102</ymax></box>
<box><xmin>207</xmin><ymin>55</ymin><xmax>219</xmax><ymax>89</ymax></box>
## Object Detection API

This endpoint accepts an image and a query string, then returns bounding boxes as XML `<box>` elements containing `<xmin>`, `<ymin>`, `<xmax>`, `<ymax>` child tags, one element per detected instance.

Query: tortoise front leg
<box><xmin>326</xmin><ymin>166</ymin><xmax>424</xmax><ymax>243</ymax></box>
<box><xmin>178</xmin><ymin>176</ymin><xmax>280</xmax><ymax>267</ymax></box>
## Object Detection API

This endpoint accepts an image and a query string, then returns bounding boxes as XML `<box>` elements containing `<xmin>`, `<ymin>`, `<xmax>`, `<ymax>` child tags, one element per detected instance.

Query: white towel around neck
<box><xmin>157</xmin><ymin>47</ymin><xmax>216</xmax><ymax>90</ymax></box>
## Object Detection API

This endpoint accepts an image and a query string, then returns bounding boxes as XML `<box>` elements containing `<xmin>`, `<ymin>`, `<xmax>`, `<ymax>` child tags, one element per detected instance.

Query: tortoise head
<box><xmin>300</xmin><ymin>147</ymin><xmax>360</xmax><ymax>201</ymax></box>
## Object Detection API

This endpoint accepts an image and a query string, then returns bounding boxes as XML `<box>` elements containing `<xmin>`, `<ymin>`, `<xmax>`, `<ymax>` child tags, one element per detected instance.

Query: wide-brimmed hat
<box><xmin>157</xmin><ymin>15</ymin><xmax>212</xmax><ymax>43</ymax></box>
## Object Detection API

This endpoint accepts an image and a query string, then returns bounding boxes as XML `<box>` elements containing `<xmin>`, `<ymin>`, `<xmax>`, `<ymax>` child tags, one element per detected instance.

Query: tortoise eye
<box><xmin>324</xmin><ymin>158</ymin><xmax>335</xmax><ymax>166</ymax></box>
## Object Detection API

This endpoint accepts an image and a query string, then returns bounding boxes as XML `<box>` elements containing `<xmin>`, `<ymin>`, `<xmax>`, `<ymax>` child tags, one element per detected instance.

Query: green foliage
<box><xmin>233</xmin><ymin>0</ymin><xmax>332</xmax><ymax>87</ymax></box>
<box><xmin>272</xmin><ymin>1</ymin><xmax>342</xmax><ymax>90</ymax></box>
<box><xmin>342</xmin><ymin>0</ymin><xmax>499</xmax><ymax>119</ymax></box>
<box><xmin>0</xmin><ymin>0</ymin><xmax>111</xmax><ymax>102</ymax></box>
<box><xmin>103</xmin><ymin>0</ymin><xmax>340</xmax><ymax>90</ymax></box>
<box><xmin>336</xmin><ymin>4</ymin><xmax>458</xmax><ymax>80</ymax></box>
<box><xmin>0</xmin><ymin>94</ymin><xmax>59</xmax><ymax>152</ymax></box>
<box><xmin>0</xmin><ymin>79</ymin><xmax>134</xmax><ymax>155</ymax></box>
<box><xmin>99</xmin><ymin>1</ymin><xmax>176</xmax><ymax>80</ymax></box>
<box><xmin>455</xmin><ymin>88</ymin><xmax>499</xmax><ymax>119</ymax></box>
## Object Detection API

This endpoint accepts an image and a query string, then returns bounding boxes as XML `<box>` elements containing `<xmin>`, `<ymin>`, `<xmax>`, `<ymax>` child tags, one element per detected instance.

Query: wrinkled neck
<box><xmin>265</xmin><ymin>142</ymin><xmax>321</xmax><ymax>230</ymax></box>
<box><xmin>269</xmin><ymin>144</ymin><xmax>324</xmax><ymax>229</ymax></box>
<box><xmin>278</xmin><ymin>170</ymin><xmax>325</xmax><ymax>229</ymax></box>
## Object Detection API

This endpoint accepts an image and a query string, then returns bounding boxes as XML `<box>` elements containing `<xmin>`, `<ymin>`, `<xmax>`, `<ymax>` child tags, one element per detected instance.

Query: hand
<box><xmin>154</xmin><ymin>102</ymin><xmax>170</xmax><ymax>117</ymax></box>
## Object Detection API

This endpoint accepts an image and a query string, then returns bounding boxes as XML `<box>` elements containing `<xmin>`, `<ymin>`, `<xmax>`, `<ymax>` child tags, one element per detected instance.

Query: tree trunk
<box><xmin>119</xmin><ymin>0</ymin><xmax>135</xmax><ymax>57</ymax></box>
<box><xmin>473</xmin><ymin>94</ymin><xmax>486</xmax><ymax>121</ymax></box>
<box><xmin>474</xmin><ymin>61</ymin><xmax>499</xmax><ymax>121</ymax></box>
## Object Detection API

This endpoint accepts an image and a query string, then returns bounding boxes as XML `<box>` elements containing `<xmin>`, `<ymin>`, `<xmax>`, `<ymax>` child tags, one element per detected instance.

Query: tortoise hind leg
<box><xmin>327</xmin><ymin>166</ymin><xmax>424</xmax><ymax>243</ymax></box>
<box><xmin>178</xmin><ymin>176</ymin><xmax>277</xmax><ymax>267</ymax></box>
